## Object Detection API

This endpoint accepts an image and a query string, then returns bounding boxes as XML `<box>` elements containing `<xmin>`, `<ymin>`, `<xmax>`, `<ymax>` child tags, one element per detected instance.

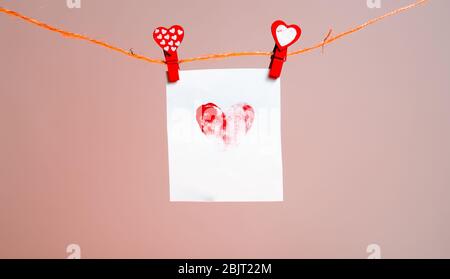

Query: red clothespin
<box><xmin>153</xmin><ymin>25</ymin><xmax>184</xmax><ymax>82</ymax></box>
<box><xmin>269</xmin><ymin>20</ymin><xmax>302</xmax><ymax>79</ymax></box>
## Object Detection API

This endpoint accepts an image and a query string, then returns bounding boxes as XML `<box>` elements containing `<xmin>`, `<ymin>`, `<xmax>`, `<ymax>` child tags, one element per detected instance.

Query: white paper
<box><xmin>166</xmin><ymin>69</ymin><xmax>283</xmax><ymax>202</ymax></box>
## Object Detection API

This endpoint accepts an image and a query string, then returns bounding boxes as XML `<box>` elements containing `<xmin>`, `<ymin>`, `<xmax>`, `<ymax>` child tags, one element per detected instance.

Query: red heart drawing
<box><xmin>196</xmin><ymin>103</ymin><xmax>255</xmax><ymax>146</ymax></box>
<box><xmin>152</xmin><ymin>25</ymin><xmax>184</xmax><ymax>54</ymax></box>
<box><xmin>271</xmin><ymin>20</ymin><xmax>301</xmax><ymax>50</ymax></box>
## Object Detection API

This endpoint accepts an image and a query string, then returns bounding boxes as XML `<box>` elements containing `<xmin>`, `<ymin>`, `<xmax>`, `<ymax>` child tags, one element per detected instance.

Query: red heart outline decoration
<box><xmin>196</xmin><ymin>103</ymin><xmax>255</xmax><ymax>146</ymax></box>
<box><xmin>152</xmin><ymin>25</ymin><xmax>184</xmax><ymax>54</ymax></box>
<box><xmin>271</xmin><ymin>20</ymin><xmax>302</xmax><ymax>50</ymax></box>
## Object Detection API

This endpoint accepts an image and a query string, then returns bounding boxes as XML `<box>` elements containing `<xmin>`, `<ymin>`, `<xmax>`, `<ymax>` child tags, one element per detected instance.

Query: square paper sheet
<box><xmin>166</xmin><ymin>69</ymin><xmax>283</xmax><ymax>202</ymax></box>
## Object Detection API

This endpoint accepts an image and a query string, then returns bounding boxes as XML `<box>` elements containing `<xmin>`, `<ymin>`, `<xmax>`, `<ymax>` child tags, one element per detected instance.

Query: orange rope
<box><xmin>0</xmin><ymin>7</ymin><xmax>165</xmax><ymax>64</ymax></box>
<box><xmin>289</xmin><ymin>0</ymin><xmax>428</xmax><ymax>56</ymax></box>
<box><xmin>0</xmin><ymin>0</ymin><xmax>428</xmax><ymax>65</ymax></box>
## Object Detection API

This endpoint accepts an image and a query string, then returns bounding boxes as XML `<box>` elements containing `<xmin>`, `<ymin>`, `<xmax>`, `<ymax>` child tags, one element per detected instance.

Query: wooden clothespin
<box><xmin>269</xmin><ymin>20</ymin><xmax>301</xmax><ymax>79</ymax></box>
<box><xmin>153</xmin><ymin>25</ymin><xmax>184</xmax><ymax>82</ymax></box>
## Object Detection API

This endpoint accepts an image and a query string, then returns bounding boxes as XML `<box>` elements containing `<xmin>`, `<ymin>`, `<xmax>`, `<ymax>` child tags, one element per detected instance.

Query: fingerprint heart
<box><xmin>196</xmin><ymin>103</ymin><xmax>255</xmax><ymax>146</ymax></box>
<box><xmin>153</xmin><ymin>25</ymin><xmax>184</xmax><ymax>54</ymax></box>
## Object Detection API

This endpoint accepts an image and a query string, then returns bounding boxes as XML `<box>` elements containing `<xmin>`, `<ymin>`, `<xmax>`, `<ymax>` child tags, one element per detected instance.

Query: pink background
<box><xmin>1</xmin><ymin>0</ymin><xmax>449</xmax><ymax>258</ymax></box>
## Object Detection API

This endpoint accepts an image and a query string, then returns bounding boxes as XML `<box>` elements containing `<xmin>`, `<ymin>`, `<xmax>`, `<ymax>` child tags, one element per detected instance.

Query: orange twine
<box><xmin>0</xmin><ymin>0</ymin><xmax>428</xmax><ymax>65</ymax></box>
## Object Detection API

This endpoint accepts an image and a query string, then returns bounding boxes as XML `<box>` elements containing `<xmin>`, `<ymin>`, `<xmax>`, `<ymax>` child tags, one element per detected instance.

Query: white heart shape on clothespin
<box><xmin>157</xmin><ymin>34</ymin><xmax>162</xmax><ymax>39</ymax></box>
<box><xmin>171</xmin><ymin>47</ymin><xmax>177</xmax><ymax>51</ymax></box>
<box><xmin>161</xmin><ymin>29</ymin><xmax>167</xmax><ymax>34</ymax></box>
<box><xmin>177</xmin><ymin>30</ymin><xmax>183</xmax><ymax>35</ymax></box>
<box><xmin>160</xmin><ymin>40</ymin><xmax>165</xmax><ymax>45</ymax></box>
<box><xmin>276</xmin><ymin>25</ymin><xmax>298</xmax><ymax>47</ymax></box>
<box><xmin>164</xmin><ymin>46</ymin><xmax>169</xmax><ymax>51</ymax></box>
<box><xmin>168</xmin><ymin>40</ymin><xmax>173</xmax><ymax>46</ymax></box>
<box><xmin>175</xmin><ymin>41</ymin><xmax>180</xmax><ymax>46</ymax></box>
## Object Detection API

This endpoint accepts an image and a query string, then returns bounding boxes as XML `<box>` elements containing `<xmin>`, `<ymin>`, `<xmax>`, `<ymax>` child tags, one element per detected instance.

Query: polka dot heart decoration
<box><xmin>153</xmin><ymin>25</ymin><xmax>184</xmax><ymax>54</ymax></box>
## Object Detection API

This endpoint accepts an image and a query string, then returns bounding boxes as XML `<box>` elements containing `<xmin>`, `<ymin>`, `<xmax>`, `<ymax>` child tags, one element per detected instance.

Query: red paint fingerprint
<box><xmin>196</xmin><ymin>103</ymin><xmax>255</xmax><ymax>146</ymax></box>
